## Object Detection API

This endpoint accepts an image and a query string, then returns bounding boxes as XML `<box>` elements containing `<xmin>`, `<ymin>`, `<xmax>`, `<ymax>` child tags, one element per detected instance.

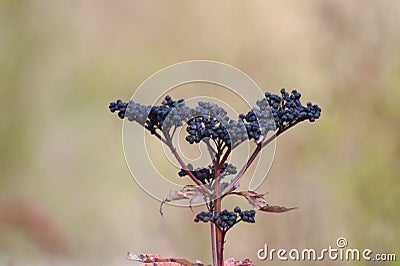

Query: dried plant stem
<box><xmin>164</xmin><ymin>136</ymin><xmax>212</xmax><ymax>195</ymax></box>
<box><xmin>150</xmin><ymin>121</ymin><xmax>296</xmax><ymax>266</ymax></box>
<box><xmin>210</xmin><ymin>222</ymin><xmax>217</xmax><ymax>266</ymax></box>
<box><xmin>214</xmin><ymin>197</ymin><xmax>223</xmax><ymax>266</ymax></box>
<box><xmin>214</xmin><ymin>155</ymin><xmax>224</xmax><ymax>266</ymax></box>
<box><xmin>218</xmin><ymin>147</ymin><xmax>231</xmax><ymax>169</ymax></box>
<box><xmin>222</xmin><ymin>130</ymin><xmax>282</xmax><ymax>195</ymax></box>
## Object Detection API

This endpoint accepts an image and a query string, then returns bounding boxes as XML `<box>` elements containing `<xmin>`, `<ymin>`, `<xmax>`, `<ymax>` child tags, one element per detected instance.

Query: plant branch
<box><xmin>213</xmin><ymin>153</ymin><xmax>224</xmax><ymax>266</ymax></box>
<box><xmin>215</xmin><ymin>197</ymin><xmax>223</xmax><ymax>266</ymax></box>
<box><xmin>218</xmin><ymin>147</ymin><xmax>231</xmax><ymax>170</ymax></box>
<box><xmin>221</xmin><ymin>123</ymin><xmax>304</xmax><ymax>195</ymax></box>
<box><xmin>135</xmin><ymin>122</ymin><xmax>211</xmax><ymax>194</ymax></box>
<box><xmin>135</xmin><ymin>120</ymin><xmax>168</xmax><ymax>145</ymax></box>
<box><xmin>221</xmin><ymin>131</ymin><xmax>279</xmax><ymax>195</ymax></box>
<box><xmin>204</xmin><ymin>138</ymin><xmax>217</xmax><ymax>163</ymax></box>
<box><xmin>163</xmin><ymin>135</ymin><xmax>212</xmax><ymax>195</ymax></box>
<box><xmin>171</xmin><ymin>125</ymin><xmax>178</xmax><ymax>138</ymax></box>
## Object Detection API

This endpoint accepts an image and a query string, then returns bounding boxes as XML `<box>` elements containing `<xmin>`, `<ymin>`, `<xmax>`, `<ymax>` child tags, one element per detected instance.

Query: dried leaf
<box><xmin>259</xmin><ymin>205</ymin><xmax>297</xmax><ymax>213</ymax></box>
<box><xmin>229</xmin><ymin>191</ymin><xmax>297</xmax><ymax>213</ymax></box>
<box><xmin>224</xmin><ymin>257</ymin><xmax>253</xmax><ymax>266</ymax></box>
<box><xmin>126</xmin><ymin>252</ymin><xmax>145</xmax><ymax>261</ymax></box>
<box><xmin>160</xmin><ymin>185</ymin><xmax>204</xmax><ymax>216</ymax></box>
<box><xmin>229</xmin><ymin>191</ymin><xmax>269</xmax><ymax>209</ymax></box>
<box><xmin>126</xmin><ymin>252</ymin><xmax>208</xmax><ymax>266</ymax></box>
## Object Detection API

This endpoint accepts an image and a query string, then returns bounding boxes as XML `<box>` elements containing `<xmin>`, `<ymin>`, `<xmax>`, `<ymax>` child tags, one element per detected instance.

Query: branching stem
<box><xmin>164</xmin><ymin>135</ymin><xmax>212</xmax><ymax>195</ymax></box>
<box><xmin>222</xmin><ymin>131</ymin><xmax>280</xmax><ymax>195</ymax></box>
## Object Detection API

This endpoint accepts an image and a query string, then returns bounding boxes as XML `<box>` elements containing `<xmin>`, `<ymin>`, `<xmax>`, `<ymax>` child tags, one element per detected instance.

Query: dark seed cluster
<box><xmin>109</xmin><ymin>96</ymin><xmax>190</xmax><ymax>134</ymax></box>
<box><xmin>220</xmin><ymin>163</ymin><xmax>237</xmax><ymax>176</ymax></box>
<box><xmin>178</xmin><ymin>164</ymin><xmax>212</xmax><ymax>184</ymax></box>
<box><xmin>186</xmin><ymin>116</ymin><xmax>227</xmax><ymax>145</ymax></box>
<box><xmin>239</xmin><ymin>106</ymin><xmax>275</xmax><ymax>143</ymax></box>
<box><xmin>264</xmin><ymin>88</ymin><xmax>321</xmax><ymax>131</ymax></box>
<box><xmin>109</xmin><ymin>99</ymin><xmax>151</xmax><ymax>124</ymax></box>
<box><xmin>216</xmin><ymin>209</ymin><xmax>238</xmax><ymax>229</ymax></box>
<box><xmin>147</xmin><ymin>96</ymin><xmax>191</xmax><ymax>134</ymax></box>
<box><xmin>109</xmin><ymin>90</ymin><xmax>321</xmax><ymax>145</ymax></box>
<box><xmin>194</xmin><ymin>207</ymin><xmax>256</xmax><ymax>230</ymax></box>
<box><xmin>151</xmin><ymin>96</ymin><xmax>193</xmax><ymax>134</ymax></box>
<box><xmin>109</xmin><ymin>99</ymin><xmax>130</xmax><ymax>119</ymax></box>
<box><xmin>237</xmin><ymin>208</ymin><xmax>256</xmax><ymax>223</ymax></box>
<box><xmin>185</xmin><ymin>102</ymin><xmax>239</xmax><ymax>147</ymax></box>
<box><xmin>194</xmin><ymin>211</ymin><xmax>212</xmax><ymax>223</ymax></box>
<box><xmin>178</xmin><ymin>163</ymin><xmax>237</xmax><ymax>184</ymax></box>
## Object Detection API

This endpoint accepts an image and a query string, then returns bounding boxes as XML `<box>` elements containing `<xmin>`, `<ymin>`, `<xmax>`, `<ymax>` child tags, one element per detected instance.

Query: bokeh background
<box><xmin>0</xmin><ymin>1</ymin><xmax>399</xmax><ymax>265</ymax></box>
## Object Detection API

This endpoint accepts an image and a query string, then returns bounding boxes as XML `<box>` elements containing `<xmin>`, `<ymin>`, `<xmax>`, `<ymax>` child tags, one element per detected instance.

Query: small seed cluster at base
<box><xmin>194</xmin><ymin>207</ymin><xmax>256</xmax><ymax>231</ymax></box>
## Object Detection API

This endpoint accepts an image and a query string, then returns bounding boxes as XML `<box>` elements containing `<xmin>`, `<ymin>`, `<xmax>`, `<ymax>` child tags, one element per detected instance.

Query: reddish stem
<box><xmin>167</xmin><ymin>142</ymin><xmax>212</xmax><ymax>195</ymax></box>
<box><xmin>218</xmin><ymin>147</ymin><xmax>231</xmax><ymax>169</ymax></box>
<box><xmin>215</xmin><ymin>197</ymin><xmax>223</xmax><ymax>266</ymax></box>
<box><xmin>213</xmin><ymin>152</ymin><xmax>226</xmax><ymax>266</ymax></box>
<box><xmin>210</xmin><ymin>222</ymin><xmax>217</xmax><ymax>266</ymax></box>
<box><xmin>221</xmin><ymin>131</ymin><xmax>280</xmax><ymax>195</ymax></box>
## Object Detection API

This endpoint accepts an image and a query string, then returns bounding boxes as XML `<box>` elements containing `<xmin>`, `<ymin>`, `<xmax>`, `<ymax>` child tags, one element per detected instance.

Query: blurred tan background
<box><xmin>0</xmin><ymin>1</ymin><xmax>399</xmax><ymax>265</ymax></box>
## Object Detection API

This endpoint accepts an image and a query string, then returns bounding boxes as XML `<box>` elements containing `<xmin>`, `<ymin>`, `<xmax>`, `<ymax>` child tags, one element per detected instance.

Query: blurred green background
<box><xmin>0</xmin><ymin>1</ymin><xmax>399</xmax><ymax>265</ymax></box>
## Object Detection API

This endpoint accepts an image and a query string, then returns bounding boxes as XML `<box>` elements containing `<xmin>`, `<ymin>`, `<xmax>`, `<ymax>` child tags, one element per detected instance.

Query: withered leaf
<box><xmin>229</xmin><ymin>191</ymin><xmax>297</xmax><ymax>213</ymax></box>
<box><xmin>259</xmin><ymin>205</ymin><xmax>297</xmax><ymax>213</ymax></box>
<box><xmin>126</xmin><ymin>252</ymin><xmax>208</xmax><ymax>266</ymax></box>
<box><xmin>160</xmin><ymin>185</ymin><xmax>204</xmax><ymax>216</ymax></box>
<box><xmin>229</xmin><ymin>191</ymin><xmax>269</xmax><ymax>209</ymax></box>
